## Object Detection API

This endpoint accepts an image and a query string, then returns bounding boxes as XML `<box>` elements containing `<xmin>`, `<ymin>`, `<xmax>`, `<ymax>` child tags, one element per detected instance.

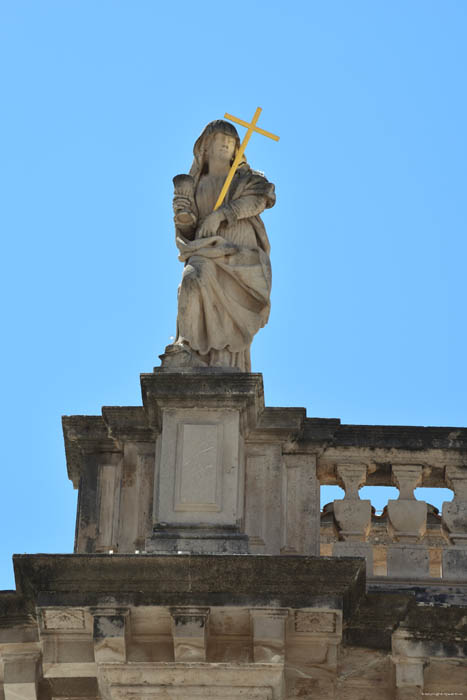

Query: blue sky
<box><xmin>1</xmin><ymin>1</ymin><xmax>465</xmax><ymax>589</ymax></box>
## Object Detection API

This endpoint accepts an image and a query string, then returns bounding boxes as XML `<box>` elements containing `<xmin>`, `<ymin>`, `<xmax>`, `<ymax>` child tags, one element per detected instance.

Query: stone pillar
<box><xmin>387</xmin><ymin>465</ymin><xmax>428</xmax><ymax>578</ymax></box>
<box><xmin>91</xmin><ymin>607</ymin><xmax>128</xmax><ymax>663</ymax></box>
<box><xmin>100</xmin><ymin>407</ymin><xmax>157</xmax><ymax>553</ymax></box>
<box><xmin>332</xmin><ymin>464</ymin><xmax>373</xmax><ymax>572</ymax></box>
<box><xmin>442</xmin><ymin>465</ymin><xmax>467</xmax><ymax>578</ymax></box>
<box><xmin>250</xmin><ymin>608</ymin><xmax>288</xmax><ymax>663</ymax></box>
<box><xmin>170</xmin><ymin>607</ymin><xmax>210</xmax><ymax>661</ymax></box>
<box><xmin>281</xmin><ymin>454</ymin><xmax>319</xmax><ymax>555</ymax></box>
<box><xmin>62</xmin><ymin>415</ymin><xmax>123</xmax><ymax>554</ymax></box>
<box><xmin>3</xmin><ymin>652</ymin><xmax>41</xmax><ymax>700</ymax></box>
<box><xmin>244</xmin><ymin>444</ymin><xmax>283</xmax><ymax>554</ymax></box>
<box><xmin>142</xmin><ymin>371</ymin><xmax>264</xmax><ymax>554</ymax></box>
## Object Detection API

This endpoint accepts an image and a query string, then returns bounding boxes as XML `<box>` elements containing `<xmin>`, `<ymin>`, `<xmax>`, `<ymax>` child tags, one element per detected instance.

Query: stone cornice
<box><xmin>101</xmin><ymin>406</ymin><xmax>155</xmax><ymax>444</ymax></box>
<box><xmin>13</xmin><ymin>554</ymin><xmax>365</xmax><ymax>618</ymax></box>
<box><xmin>140</xmin><ymin>370</ymin><xmax>265</xmax><ymax>433</ymax></box>
<box><xmin>62</xmin><ymin>415</ymin><xmax>119</xmax><ymax>488</ymax></box>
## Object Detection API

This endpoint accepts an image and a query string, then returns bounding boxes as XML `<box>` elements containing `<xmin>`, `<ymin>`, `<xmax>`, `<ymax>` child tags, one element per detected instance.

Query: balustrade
<box><xmin>319</xmin><ymin>462</ymin><xmax>466</xmax><ymax>581</ymax></box>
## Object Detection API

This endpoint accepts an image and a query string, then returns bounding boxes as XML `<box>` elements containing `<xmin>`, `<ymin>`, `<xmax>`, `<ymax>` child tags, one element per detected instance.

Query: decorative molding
<box><xmin>294</xmin><ymin>610</ymin><xmax>337</xmax><ymax>634</ymax></box>
<box><xmin>42</xmin><ymin>608</ymin><xmax>85</xmax><ymax>630</ymax></box>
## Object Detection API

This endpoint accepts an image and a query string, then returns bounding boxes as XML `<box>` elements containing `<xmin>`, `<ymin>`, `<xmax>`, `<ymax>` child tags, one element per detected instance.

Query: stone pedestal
<box><xmin>141</xmin><ymin>370</ymin><xmax>264</xmax><ymax>554</ymax></box>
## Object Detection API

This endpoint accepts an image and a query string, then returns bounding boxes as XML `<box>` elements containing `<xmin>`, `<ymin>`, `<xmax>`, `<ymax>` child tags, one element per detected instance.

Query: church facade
<box><xmin>1</xmin><ymin>369</ymin><xmax>467</xmax><ymax>699</ymax></box>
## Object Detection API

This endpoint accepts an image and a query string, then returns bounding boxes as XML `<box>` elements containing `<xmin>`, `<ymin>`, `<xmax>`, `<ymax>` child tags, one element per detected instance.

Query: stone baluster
<box><xmin>387</xmin><ymin>465</ymin><xmax>428</xmax><ymax>578</ymax></box>
<box><xmin>170</xmin><ymin>607</ymin><xmax>210</xmax><ymax>662</ymax></box>
<box><xmin>442</xmin><ymin>465</ymin><xmax>467</xmax><ymax>579</ymax></box>
<box><xmin>332</xmin><ymin>464</ymin><xmax>373</xmax><ymax>572</ymax></box>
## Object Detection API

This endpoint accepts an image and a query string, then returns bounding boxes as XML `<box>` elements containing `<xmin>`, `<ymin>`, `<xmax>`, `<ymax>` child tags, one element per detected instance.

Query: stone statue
<box><xmin>162</xmin><ymin>119</ymin><xmax>276</xmax><ymax>372</ymax></box>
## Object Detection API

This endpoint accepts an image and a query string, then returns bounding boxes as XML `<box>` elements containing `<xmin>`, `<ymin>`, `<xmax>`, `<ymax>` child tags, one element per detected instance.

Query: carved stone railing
<box><xmin>320</xmin><ymin>462</ymin><xmax>467</xmax><ymax>581</ymax></box>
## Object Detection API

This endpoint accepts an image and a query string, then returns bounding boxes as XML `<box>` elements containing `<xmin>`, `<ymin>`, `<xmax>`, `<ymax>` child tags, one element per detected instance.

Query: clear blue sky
<box><xmin>1</xmin><ymin>1</ymin><xmax>465</xmax><ymax>589</ymax></box>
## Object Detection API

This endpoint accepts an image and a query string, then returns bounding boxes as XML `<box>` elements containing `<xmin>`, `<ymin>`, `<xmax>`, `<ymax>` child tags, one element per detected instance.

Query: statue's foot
<box><xmin>159</xmin><ymin>343</ymin><xmax>208</xmax><ymax>369</ymax></box>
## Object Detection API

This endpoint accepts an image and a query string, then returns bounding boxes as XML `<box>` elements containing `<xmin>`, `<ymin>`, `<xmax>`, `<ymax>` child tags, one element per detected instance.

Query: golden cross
<box><xmin>213</xmin><ymin>107</ymin><xmax>279</xmax><ymax>211</ymax></box>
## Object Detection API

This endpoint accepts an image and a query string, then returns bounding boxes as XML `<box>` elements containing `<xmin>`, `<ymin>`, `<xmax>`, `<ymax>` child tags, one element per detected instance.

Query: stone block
<box><xmin>92</xmin><ymin>608</ymin><xmax>128</xmax><ymax>663</ymax></box>
<box><xmin>250</xmin><ymin>609</ymin><xmax>288</xmax><ymax>663</ymax></box>
<box><xmin>4</xmin><ymin>683</ymin><xmax>38</xmax><ymax>700</ymax></box>
<box><xmin>395</xmin><ymin>659</ymin><xmax>424</xmax><ymax>697</ymax></box>
<box><xmin>387</xmin><ymin>545</ymin><xmax>429</xmax><ymax>579</ymax></box>
<box><xmin>396</xmin><ymin>689</ymin><xmax>422</xmax><ymax>700</ymax></box>
<box><xmin>442</xmin><ymin>547</ymin><xmax>467</xmax><ymax>579</ymax></box>
<box><xmin>147</xmin><ymin>526</ymin><xmax>248</xmax><ymax>554</ymax></box>
<box><xmin>3</xmin><ymin>654</ymin><xmax>40</xmax><ymax>685</ymax></box>
<box><xmin>170</xmin><ymin>607</ymin><xmax>209</xmax><ymax>662</ymax></box>
<box><xmin>97</xmin><ymin>662</ymin><xmax>282</xmax><ymax>700</ymax></box>
<box><xmin>333</xmin><ymin>542</ymin><xmax>373</xmax><ymax>575</ymax></box>
<box><xmin>442</xmin><ymin>501</ymin><xmax>467</xmax><ymax>546</ymax></box>
<box><xmin>2</xmin><ymin>653</ymin><xmax>40</xmax><ymax>700</ymax></box>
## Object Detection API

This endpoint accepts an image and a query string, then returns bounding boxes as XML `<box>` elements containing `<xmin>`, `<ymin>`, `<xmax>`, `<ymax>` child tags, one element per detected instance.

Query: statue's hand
<box><xmin>198</xmin><ymin>210</ymin><xmax>225</xmax><ymax>238</ymax></box>
<box><xmin>173</xmin><ymin>195</ymin><xmax>193</xmax><ymax>214</ymax></box>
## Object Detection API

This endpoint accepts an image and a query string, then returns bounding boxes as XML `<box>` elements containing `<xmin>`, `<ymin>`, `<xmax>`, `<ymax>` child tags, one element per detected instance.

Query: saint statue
<box><xmin>162</xmin><ymin>119</ymin><xmax>276</xmax><ymax>372</ymax></box>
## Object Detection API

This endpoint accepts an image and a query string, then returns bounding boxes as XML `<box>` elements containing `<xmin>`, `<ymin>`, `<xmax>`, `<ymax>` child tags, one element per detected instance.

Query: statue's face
<box><xmin>207</xmin><ymin>132</ymin><xmax>236</xmax><ymax>163</ymax></box>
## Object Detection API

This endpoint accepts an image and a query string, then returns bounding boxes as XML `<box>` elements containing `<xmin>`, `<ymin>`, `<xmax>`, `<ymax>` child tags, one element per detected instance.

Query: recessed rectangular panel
<box><xmin>281</xmin><ymin>455</ymin><xmax>319</xmax><ymax>555</ymax></box>
<box><xmin>155</xmin><ymin>408</ymin><xmax>240</xmax><ymax>526</ymax></box>
<box><xmin>174</xmin><ymin>423</ymin><xmax>223</xmax><ymax>512</ymax></box>
<box><xmin>97</xmin><ymin>464</ymin><xmax>119</xmax><ymax>549</ymax></box>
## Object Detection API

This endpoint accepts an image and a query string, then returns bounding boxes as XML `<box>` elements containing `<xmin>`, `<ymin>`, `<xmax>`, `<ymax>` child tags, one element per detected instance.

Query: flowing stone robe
<box><xmin>175</xmin><ymin>163</ymin><xmax>275</xmax><ymax>371</ymax></box>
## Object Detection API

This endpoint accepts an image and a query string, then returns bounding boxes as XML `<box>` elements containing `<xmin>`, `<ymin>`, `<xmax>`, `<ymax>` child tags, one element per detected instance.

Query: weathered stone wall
<box><xmin>63</xmin><ymin>372</ymin><xmax>467</xmax><ymax>584</ymax></box>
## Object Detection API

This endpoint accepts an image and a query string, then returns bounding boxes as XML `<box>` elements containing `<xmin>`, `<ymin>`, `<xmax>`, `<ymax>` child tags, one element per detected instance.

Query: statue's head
<box><xmin>190</xmin><ymin>120</ymin><xmax>242</xmax><ymax>178</ymax></box>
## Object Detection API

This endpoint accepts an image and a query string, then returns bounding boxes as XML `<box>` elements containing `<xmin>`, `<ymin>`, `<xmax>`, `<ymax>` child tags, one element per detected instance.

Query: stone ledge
<box><xmin>248</xmin><ymin>407</ymin><xmax>306</xmax><ymax>443</ymax></box>
<box><xmin>101</xmin><ymin>406</ymin><xmax>155</xmax><ymax>443</ymax></box>
<box><xmin>367</xmin><ymin>577</ymin><xmax>467</xmax><ymax>606</ymax></box>
<box><xmin>303</xmin><ymin>421</ymin><xmax>467</xmax><ymax>450</ymax></box>
<box><xmin>12</xmin><ymin>554</ymin><xmax>365</xmax><ymax>617</ymax></box>
<box><xmin>344</xmin><ymin>592</ymin><xmax>415</xmax><ymax>650</ymax></box>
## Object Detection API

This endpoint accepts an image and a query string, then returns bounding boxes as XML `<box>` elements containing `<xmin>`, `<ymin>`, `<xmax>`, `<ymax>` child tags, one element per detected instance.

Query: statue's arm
<box><xmin>222</xmin><ymin>194</ymin><xmax>269</xmax><ymax>224</ymax></box>
<box><xmin>221</xmin><ymin>174</ymin><xmax>276</xmax><ymax>224</ymax></box>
